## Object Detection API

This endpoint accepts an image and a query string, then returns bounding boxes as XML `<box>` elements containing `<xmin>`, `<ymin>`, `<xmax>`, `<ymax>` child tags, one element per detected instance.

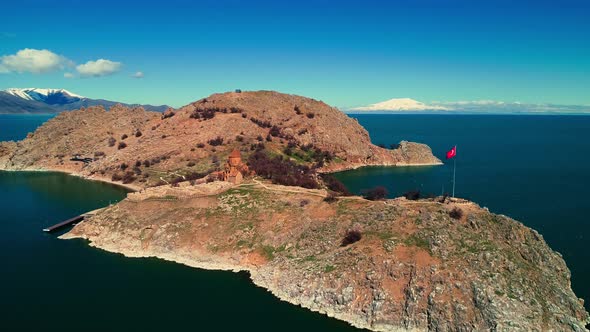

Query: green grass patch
<box><xmin>261</xmin><ymin>245</ymin><xmax>276</xmax><ymax>260</ymax></box>
<box><xmin>301</xmin><ymin>255</ymin><xmax>317</xmax><ymax>262</ymax></box>
<box><xmin>403</xmin><ymin>233</ymin><xmax>431</xmax><ymax>252</ymax></box>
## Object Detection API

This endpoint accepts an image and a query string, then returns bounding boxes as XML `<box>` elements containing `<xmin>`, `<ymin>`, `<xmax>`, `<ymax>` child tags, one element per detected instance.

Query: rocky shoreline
<box><xmin>59</xmin><ymin>181</ymin><xmax>590</xmax><ymax>331</ymax></box>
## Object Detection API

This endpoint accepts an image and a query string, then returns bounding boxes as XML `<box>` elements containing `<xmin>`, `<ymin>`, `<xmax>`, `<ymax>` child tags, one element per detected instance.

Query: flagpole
<box><xmin>453</xmin><ymin>145</ymin><xmax>457</xmax><ymax>198</ymax></box>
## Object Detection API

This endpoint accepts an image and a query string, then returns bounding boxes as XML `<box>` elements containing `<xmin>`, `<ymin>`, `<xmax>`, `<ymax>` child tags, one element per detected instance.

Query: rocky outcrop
<box><xmin>62</xmin><ymin>181</ymin><xmax>589</xmax><ymax>331</ymax></box>
<box><xmin>0</xmin><ymin>91</ymin><xmax>441</xmax><ymax>188</ymax></box>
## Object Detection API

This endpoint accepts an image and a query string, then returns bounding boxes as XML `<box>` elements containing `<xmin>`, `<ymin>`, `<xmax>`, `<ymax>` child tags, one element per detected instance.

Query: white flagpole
<box><xmin>453</xmin><ymin>145</ymin><xmax>457</xmax><ymax>198</ymax></box>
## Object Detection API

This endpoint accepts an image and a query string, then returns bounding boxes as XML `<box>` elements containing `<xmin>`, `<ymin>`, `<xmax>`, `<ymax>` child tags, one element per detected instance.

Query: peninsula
<box><xmin>0</xmin><ymin>91</ymin><xmax>587</xmax><ymax>331</ymax></box>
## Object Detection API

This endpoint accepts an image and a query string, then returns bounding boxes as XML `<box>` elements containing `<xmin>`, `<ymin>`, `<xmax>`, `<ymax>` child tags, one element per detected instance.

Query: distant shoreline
<box><xmin>343</xmin><ymin>111</ymin><xmax>590</xmax><ymax>116</ymax></box>
<box><xmin>0</xmin><ymin>168</ymin><xmax>137</xmax><ymax>192</ymax></box>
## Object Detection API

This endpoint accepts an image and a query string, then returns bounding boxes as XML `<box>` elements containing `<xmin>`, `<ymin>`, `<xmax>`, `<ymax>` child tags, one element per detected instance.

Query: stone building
<box><xmin>221</xmin><ymin>149</ymin><xmax>249</xmax><ymax>184</ymax></box>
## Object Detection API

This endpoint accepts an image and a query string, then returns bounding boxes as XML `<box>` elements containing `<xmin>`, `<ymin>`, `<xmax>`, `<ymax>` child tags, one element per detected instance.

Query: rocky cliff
<box><xmin>62</xmin><ymin>180</ymin><xmax>589</xmax><ymax>331</ymax></box>
<box><xmin>0</xmin><ymin>91</ymin><xmax>440</xmax><ymax>188</ymax></box>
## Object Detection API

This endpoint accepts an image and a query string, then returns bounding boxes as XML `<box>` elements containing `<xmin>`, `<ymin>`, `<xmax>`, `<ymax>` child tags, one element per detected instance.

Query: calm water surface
<box><xmin>336</xmin><ymin>114</ymin><xmax>590</xmax><ymax>312</ymax></box>
<box><xmin>1</xmin><ymin>114</ymin><xmax>589</xmax><ymax>331</ymax></box>
<box><xmin>0</xmin><ymin>114</ymin><xmax>363</xmax><ymax>331</ymax></box>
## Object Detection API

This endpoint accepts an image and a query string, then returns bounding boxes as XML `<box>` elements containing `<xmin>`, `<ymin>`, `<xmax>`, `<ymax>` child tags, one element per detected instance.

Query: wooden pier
<box><xmin>43</xmin><ymin>208</ymin><xmax>104</xmax><ymax>233</ymax></box>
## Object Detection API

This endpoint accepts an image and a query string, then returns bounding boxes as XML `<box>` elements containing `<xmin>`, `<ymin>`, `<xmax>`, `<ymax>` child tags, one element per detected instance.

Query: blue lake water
<box><xmin>0</xmin><ymin>114</ymin><xmax>588</xmax><ymax>331</ymax></box>
<box><xmin>336</xmin><ymin>114</ymin><xmax>590</xmax><ymax>312</ymax></box>
<box><xmin>0</xmin><ymin>114</ymin><xmax>363</xmax><ymax>332</ymax></box>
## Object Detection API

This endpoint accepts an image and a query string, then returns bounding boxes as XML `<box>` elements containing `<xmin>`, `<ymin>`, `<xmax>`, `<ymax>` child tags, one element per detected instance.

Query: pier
<box><xmin>43</xmin><ymin>208</ymin><xmax>103</xmax><ymax>233</ymax></box>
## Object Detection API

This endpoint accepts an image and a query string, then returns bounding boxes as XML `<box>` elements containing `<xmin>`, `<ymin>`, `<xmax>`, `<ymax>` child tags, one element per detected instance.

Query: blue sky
<box><xmin>1</xmin><ymin>0</ymin><xmax>589</xmax><ymax>108</ymax></box>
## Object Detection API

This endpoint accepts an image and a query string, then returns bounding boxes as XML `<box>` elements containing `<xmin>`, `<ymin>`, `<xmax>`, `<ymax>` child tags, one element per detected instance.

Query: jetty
<box><xmin>43</xmin><ymin>208</ymin><xmax>103</xmax><ymax>233</ymax></box>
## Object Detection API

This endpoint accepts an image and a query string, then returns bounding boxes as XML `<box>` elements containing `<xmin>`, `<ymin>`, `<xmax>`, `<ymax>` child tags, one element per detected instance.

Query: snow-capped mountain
<box><xmin>5</xmin><ymin>88</ymin><xmax>84</xmax><ymax>105</ymax></box>
<box><xmin>351</xmin><ymin>98</ymin><xmax>450</xmax><ymax>111</ymax></box>
<box><xmin>348</xmin><ymin>98</ymin><xmax>590</xmax><ymax>114</ymax></box>
<box><xmin>0</xmin><ymin>88</ymin><xmax>169</xmax><ymax>113</ymax></box>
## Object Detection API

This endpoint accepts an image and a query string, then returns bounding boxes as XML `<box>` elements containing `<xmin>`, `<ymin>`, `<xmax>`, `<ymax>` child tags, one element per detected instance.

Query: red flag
<box><xmin>446</xmin><ymin>146</ymin><xmax>456</xmax><ymax>159</ymax></box>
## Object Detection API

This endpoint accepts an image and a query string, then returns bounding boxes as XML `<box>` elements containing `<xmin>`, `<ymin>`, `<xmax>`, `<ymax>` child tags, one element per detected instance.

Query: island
<box><xmin>0</xmin><ymin>90</ymin><xmax>588</xmax><ymax>331</ymax></box>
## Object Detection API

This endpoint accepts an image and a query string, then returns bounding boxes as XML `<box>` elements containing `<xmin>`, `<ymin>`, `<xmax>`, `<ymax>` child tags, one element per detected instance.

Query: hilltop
<box><xmin>62</xmin><ymin>180</ymin><xmax>590</xmax><ymax>331</ymax></box>
<box><xmin>0</xmin><ymin>90</ymin><xmax>441</xmax><ymax>189</ymax></box>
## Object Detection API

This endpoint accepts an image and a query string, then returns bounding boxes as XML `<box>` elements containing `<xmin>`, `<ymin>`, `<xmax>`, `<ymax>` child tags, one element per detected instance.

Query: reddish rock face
<box><xmin>0</xmin><ymin>91</ymin><xmax>441</xmax><ymax>188</ymax></box>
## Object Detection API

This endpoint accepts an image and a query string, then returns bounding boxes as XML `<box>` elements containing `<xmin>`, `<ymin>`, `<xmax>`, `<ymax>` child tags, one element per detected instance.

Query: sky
<box><xmin>0</xmin><ymin>0</ymin><xmax>589</xmax><ymax>108</ymax></box>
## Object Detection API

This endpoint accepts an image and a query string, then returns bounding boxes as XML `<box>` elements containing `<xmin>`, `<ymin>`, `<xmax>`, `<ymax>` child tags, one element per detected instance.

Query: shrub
<box><xmin>135</xmin><ymin>160</ymin><xmax>142</xmax><ymax>167</ymax></box>
<box><xmin>247</xmin><ymin>151</ymin><xmax>319</xmax><ymax>189</ymax></box>
<box><xmin>404</xmin><ymin>190</ymin><xmax>421</xmax><ymax>200</ymax></box>
<box><xmin>323</xmin><ymin>192</ymin><xmax>338</xmax><ymax>203</ymax></box>
<box><xmin>250</xmin><ymin>143</ymin><xmax>265</xmax><ymax>151</ymax></box>
<box><xmin>250</xmin><ymin>117</ymin><xmax>272</xmax><ymax>128</ymax></box>
<box><xmin>187</xmin><ymin>161</ymin><xmax>196</xmax><ymax>167</ymax></box>
<box><xmin>111</xmin><ymin>173</ymin><xmax>123</xmax><ymax>181</ymax></box>
<box><xmin>266</xmin><ymin>134</ymin><xmax>272</xmax><ymax>142</ymax></box>
<box><xmin>363</xmin><ymin>186</ymin><xmax>388</xmax><ymax>201</ymax></box>
<box><xmin>235</xmin><ymin>135</ymin><xmax>244</xmax><ymax>142</ymax></box>
<box><xmin>143</xmin><ymin>160</ymin><xmax>151</xmax><ymax>167</ymax></box>
<box><xmin>306</xmin><ymin>113</ymin><xmax>315</xmax><ymax>119</ymax></box>
<box><xmin>190</xmin><ymin>108</ymin><xmax>216</xmax><ymax>120</ymax></box>
<box><xmin>122</xmin><ymin>171</ymin><xmax>137</xmax><ymax>184</ymax></box>
<box><xmin>120</xmin><ymin>163</ymin><xmax>128</xmax><ymax>170</ymax></box>
<box><xmin>108</xmin><ymin>137</ymin><xmax>116</xmax><ymax>147</ymax></box>
<box><xmin>341</xmin><ymin>229</ymin><xmax>362</xmax><ymax>247</ymax></box>
<box><xmin>449</xmin><ymin>207</ymin><xmax>463</xmax><ymax>220</ymax></box>
<box><xmin>256</xmin><ymin>135</ymin><xmax>263</xmax><ymax>142</ymax></box>
<box><xmin>161</xmin><ymin>109</ymin><xmax>175</xmax><ymax>119</ymax></box>
<box><xmin>121</xmin><ymin>134</ymin><xmax>128</xmax><ymax>140</ymax></box>
<box><xmin>298</xmin><ymin>128</ymin><xmax>308</xmax><ymax>135</ymax></box>
<box><xmin>299</xmin><ymin>199</ymin><xmax>310</xmax><ymax>207</ymax></box>
<box><xmin>241</xmin><ymin>113</ymin><xmax>247</xmax><ymax>118</ymax></box>
<box><xmin>322</xmin><ymin>175</ymin><xmax>352</xmax><ymax>196</ymax></box>
<box><xmin>186</xmin><ymin>171</ymin><xmax>208</xmax><ymax>181</ymax></box>
<box><xmin>94</xmin><ymin>151</ymin><xmax>105</xmax><ymax>158</ymax></box>
<box><xmin>135</xmin><ymin>130</ymin><xmax>142</xmax><ymax>137</ymax></box>
<box><xmin>269</xmin><ymin>125</ymin><xmax>281</xmax><ymax>137</ymax></box>
<box><xmin>197</xmin><ymin>143</ymin><xmax>205</xmax><ymax>148</ymax></box>
<box><xmin>117</xmin><ymin>142</ymin><xmax>127</xmax><ymax>150</ymax></box>
<box><xmin>294</xmin><ymin>105</ymin><xmax>302</xmax><ymax>115</ymax></box>
<box><xmin>207</xmin><ymin>136</ymin><xmax>224</xmax><ymax>146</ymax></box>
<box><xmin>133</xmin><ymin>166</ymin><xmax>142</xmax><ymax>175</ymax></box>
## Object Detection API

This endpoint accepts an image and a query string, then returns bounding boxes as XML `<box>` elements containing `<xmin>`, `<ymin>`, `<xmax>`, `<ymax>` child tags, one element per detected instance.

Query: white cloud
<box><xmin>63</xmin><ymin>72</ymin><xmax>74</xmax><ymax>78</ymax></box>
<box><xmin>131</xmin><ymin>71</ymin><xmax>144</xmax><ymax>79</ymax></box>
<box><xmin>0</xmin><ymin>48</ymin><xmax>70</xmax><ymax>74</ymax></box>
<box><xmin>76</xmin><ymin>59</ymin><xmax>122</xmax><ymax>77</ymax></box>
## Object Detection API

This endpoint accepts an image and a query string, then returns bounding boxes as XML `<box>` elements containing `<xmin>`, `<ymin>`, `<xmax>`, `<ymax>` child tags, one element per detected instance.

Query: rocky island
<box><xmin>0</xmin><ymin>91</ymin><xmax>588</xmax><ymax>331</ymax></box>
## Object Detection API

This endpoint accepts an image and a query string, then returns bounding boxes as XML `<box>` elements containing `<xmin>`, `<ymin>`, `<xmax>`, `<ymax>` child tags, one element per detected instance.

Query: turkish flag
<box><xmin>446</xmin><ymin>146</ymin><xmax>456</xmax><ymax>159</ymax></box>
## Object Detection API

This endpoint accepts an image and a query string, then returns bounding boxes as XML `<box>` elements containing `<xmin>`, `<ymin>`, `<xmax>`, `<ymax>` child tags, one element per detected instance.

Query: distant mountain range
<box><xmin>348</xmin><ymin>98</ymin><xmax>590</xmax><ymax>114</ymax></box>
<box><xmin>351</xmin><ymin>98</ymin><xmax>450</xmax><ymax>111</ymax></box>
<box><xmin>0</xmin><ymin>88</ymin><xmax>169</xmax><ymax>114</ymax></box>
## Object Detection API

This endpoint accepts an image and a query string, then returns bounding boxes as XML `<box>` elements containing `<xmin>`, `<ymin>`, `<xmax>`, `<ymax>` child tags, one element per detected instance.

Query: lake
<box><xmin>0</xmin><ymin>114</ymin><xmax>363</xmax><ymax>332</ymax></box>
<box><xmin>0</xmin><ymin>113</ymin><xmax>588</xmax><ymax>331</ymax></box>
<box><xmin>336</xmin><ymin>114</ymin><xmax>590</xmax><ymax>313</ymax></box>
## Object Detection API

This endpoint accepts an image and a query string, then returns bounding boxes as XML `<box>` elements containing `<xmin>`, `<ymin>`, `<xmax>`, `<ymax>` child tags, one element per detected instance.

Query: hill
<box><xmin>0</xmin><ymin>90</ymin><xmax>441</xmax><ymax>189</ymax></box>
<box><xmin>62</xmin><ymin>180</ymin><xmax>590</xmax><ymax>331</ymax></box>
<box><xmin>0</xmin><ymin>88</ymin><xmax>169</xmax><ymax>113</ymax></box>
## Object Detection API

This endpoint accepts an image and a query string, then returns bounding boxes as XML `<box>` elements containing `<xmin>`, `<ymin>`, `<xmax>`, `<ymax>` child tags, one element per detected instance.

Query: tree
<box><xmin>341</xmin><ymin>229</ymin><xmax>362</xmax><ymax>246</ymax></box>
<box><xmin>363</xmin><ymin>186</ymin><xmax>388</xmax><ymax>200</ymax></box>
